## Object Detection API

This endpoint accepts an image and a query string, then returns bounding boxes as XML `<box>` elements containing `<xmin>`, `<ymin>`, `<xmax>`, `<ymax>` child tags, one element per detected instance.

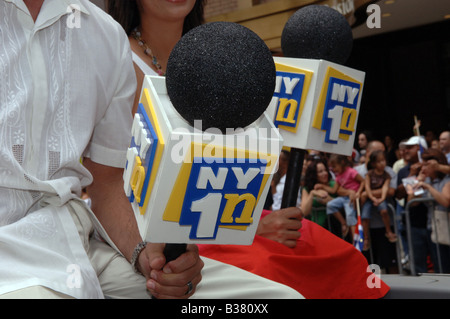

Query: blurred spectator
<box><xmin>439</xmin><ymin>131</ymin><xmax>450</xmax><ymax>163</ymax></box>
<box><xmin>384</xmin><ymin>135</ymin><xmax>398</xmax><ymax>167</ymax></box>
<box><xmin>357</xmin><ymin>130</ymin><xmax>373</xmax><ymax>159</ymax></box>
<box><xmin>361</xmin><ymin>150</ymin><xmax>397</xmax><ymax>251</ymax></box>
<box><xmin>425</xmin><ymin>130</ymin><xmax>437</xmax><ymax>148</ymax></box>
<box><xmin>324</xmin><ymin>155</ymin><xmax>364</xmax><ymax>239</ymax></box>
<box><xmin>431</xmin><ymin>139</ymin><xmax>440</xmax><ymax>150</ymax></box>
<box><xmin>301</xmin><ymin>158</ymin><xmax>337</xmax><ymax>229</ymax></box>
<box><xmin>396</xmin><ymin>135</ymin><xmax>431</xmax><ymax>274</ymax></box>
<box><xmin>393</xmin><ymin>139</ymin><xmax>408</xmax><ymax>174</ymax></box>
<box><xmin>417</xmin><ymin>149</ymin><xmax>450</xmax><ymax>273</ymax></box>
<box><xmin>355</xmin><ymin>141</ymin><xmax>399</xmax><ymax>273</ymax></box>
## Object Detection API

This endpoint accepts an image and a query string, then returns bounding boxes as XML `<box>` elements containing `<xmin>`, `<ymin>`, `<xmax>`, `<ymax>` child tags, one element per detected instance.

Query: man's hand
<box><xmin>256</xmin><ymin>207</ymin><xmax>303</xmax><ymax>248</ymax></box>
<box><xmin>138</xmin><ymin>243</ymin><xmax>204</xmax><ymax>299</ymax></box>
<box><xmin>83</xmin><ymin>158</ymin><xmax>204</xmax><ymax>299</ymax></box>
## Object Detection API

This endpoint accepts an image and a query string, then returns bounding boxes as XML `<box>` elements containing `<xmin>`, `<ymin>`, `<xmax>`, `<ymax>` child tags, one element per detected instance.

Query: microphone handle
<box><xmin>163</xmin><ymin>243</ymin><xmax>187</xmax><ymax>263</ymax></box>
<box><xmin>281</xmin><ymin>148</ymin><xmax>306</xmax><ymax>209</ymax></box>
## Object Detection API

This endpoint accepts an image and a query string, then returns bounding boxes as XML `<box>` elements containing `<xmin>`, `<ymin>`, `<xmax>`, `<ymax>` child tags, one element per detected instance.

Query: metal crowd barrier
<box><xmin>388</xmin><ymin>203</ymin><xmax>404</xmax><ymax>274</ymax></box>
<box><xmin>309</xmin><ymin>198</ymin><xmax>450</xmax><ymax>297</ymax></box>
<box><xmin>319</xmin><ymin>204</ymin><xmax>402</xmax><ymax>271</ymax></box>
<box><xmin>311</xmin><ymin>199</ymin><xmax>450</xmax><ymax>276</ymax></box>
<box><xmin>360</xmin><ymin>204</ymin><xmax>403</xmax><ymax>274</ymax></box>
<box><xmin>404</xmin><ymin>197</ymin><xmax>450</xmax><ymax>276</ymax></box>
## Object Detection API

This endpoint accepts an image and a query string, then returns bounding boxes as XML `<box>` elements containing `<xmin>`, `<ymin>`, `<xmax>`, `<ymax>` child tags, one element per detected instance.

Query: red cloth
<box><xmin>198</xmin><ymin>210</ymin><xmax>390</xmax><ymax>299</ymax></box>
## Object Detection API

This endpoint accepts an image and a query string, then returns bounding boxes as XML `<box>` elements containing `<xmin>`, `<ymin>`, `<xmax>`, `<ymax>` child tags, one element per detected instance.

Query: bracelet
<box><xmin>131</xmin><ymin>241</ymin><xmax>148</xmax><ymax>275</ymax></box>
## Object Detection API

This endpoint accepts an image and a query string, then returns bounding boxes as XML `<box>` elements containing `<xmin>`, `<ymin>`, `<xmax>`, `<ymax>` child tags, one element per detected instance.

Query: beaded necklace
<box><xmin>131</xmin><ymin>28</ymin><xmax>165</xmax><ymax>76</ymax></box>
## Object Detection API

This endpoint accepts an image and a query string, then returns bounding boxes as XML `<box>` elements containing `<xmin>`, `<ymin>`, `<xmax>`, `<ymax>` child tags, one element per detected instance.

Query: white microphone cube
<box><xmin>267</xmin><ymin>57</ymin><xmax>365</xmax><ymax>156</ymax></box>
<box><xmin>123</xmin><ymin>76</ymin><xmax>283</xmax><ymax>245</ymax></box>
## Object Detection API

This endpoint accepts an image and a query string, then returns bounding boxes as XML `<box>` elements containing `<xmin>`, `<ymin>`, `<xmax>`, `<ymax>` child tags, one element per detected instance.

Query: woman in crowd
<box><xmin>357</xmin><ymin>130</ymin><xmax>373</xmax><ymax>161</ymax></box>
<box><xmin>301</xmin><ymin>157</ymin><xmax>337</xmax><ymax>229</ymax></box>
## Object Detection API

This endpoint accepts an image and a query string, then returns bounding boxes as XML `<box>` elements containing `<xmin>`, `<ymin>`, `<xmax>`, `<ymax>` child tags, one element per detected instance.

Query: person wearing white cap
<box><xmin>395</xmin><ymin>136</ymin><xmax>430</xmax><ymax>273</ymax></box>
<box><xmin>402</xmin><ymin>135</ymin><xmax>450</xmax><ymax>175</ymax></box>
<box><xmin>403</xmin><ymin>136</ymin><xmax>428</xmax><ymax>151</ymax></box>
<box><xmin>396</xmin><ymin>135</ymin><xmax>428</xmax><ymax>200</ymax></box>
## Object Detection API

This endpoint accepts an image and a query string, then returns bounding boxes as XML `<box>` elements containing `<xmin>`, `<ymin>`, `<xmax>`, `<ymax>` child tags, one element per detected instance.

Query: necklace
<box><xmin>131</xmin><ymin>28</ymin><xmax>165</xmax><ymax>76</ymax></box>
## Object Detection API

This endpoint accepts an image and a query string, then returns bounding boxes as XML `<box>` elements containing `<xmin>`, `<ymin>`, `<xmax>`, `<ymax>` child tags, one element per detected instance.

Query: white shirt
<box><xmin>0</xmin><ymin>0</ymin><xmax>136</xmax><ymax>297</ymax></box>
<box><xmin>271</xmin><ymin>175</ymin><xmax>301</xmax><ymax>211</ymax></box>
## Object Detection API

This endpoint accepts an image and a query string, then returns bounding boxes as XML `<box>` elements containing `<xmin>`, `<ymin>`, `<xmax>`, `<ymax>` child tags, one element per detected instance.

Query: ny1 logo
<box><xmin>320</xmin><ymin>77</ymin><xmax>361</xmax><ymax>144</ymax></box>
<box><xmin>175</xmin><ymin>158</ymin><xmax>267</xmax><ymax>240</ymax></box>
<box><xmin>124</xmin><ymin>103</ymin><xmax>160</xmax><ymax>209</ymax></box>
<box><xmin>272</xmin><ymin>71</ymin><xmax>307</xmax><ymax>132</ymax></box>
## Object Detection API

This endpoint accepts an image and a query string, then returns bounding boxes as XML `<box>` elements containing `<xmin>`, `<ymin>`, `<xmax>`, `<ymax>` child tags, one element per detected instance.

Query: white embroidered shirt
<box><xmin>0</xmin><ymin>0</ymin><xmax>136</xmax><ymax>297</ymax></box>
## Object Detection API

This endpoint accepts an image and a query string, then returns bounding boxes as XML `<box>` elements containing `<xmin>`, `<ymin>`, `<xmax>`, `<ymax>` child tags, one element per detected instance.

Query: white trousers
<box><xmin>1</xmin><ymin>200</ymin><xmax>302</xmax><ymax>299</ymax></box>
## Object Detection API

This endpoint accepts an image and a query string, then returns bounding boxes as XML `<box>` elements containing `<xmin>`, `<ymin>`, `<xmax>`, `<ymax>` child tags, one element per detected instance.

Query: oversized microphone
<box><xmin>266</xmin><ymin>5</ymin><xmax>366</xmax><ymax>208</ymax></box>
<box><xmin>123</xmin><ymin>22</ymin><xmax>282</xmax><ymax>265</ymax></box>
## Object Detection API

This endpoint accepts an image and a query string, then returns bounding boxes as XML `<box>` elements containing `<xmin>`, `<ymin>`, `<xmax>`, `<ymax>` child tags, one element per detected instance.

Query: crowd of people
<box><xmin>2</xmin><ymin>0</ymin><xmax>449</xmax><ymax>299</ymax></box>
<box><xmin>267</xmin><ymin>130</ymin><xmax>450</xmax><ymax>275</ymax></box>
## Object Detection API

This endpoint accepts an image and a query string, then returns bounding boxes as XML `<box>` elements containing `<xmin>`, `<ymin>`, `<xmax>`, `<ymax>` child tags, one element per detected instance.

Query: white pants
<box><xmin>1</xmin><ymin>200</ymin><xmax>302</xmax><ymax>299</ymax></box>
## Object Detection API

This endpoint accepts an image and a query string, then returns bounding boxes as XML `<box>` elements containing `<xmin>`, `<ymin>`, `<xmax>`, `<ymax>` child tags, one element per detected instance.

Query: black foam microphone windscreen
<box><xmin>281</xmin><ymin>5</ymin><xmax>353</xmax><ymax>64</ymax></box>
<box><xmin>166</xmin><ymin>21</ymin><xmax>276</xmax><ymax>132</ymax></box>
<box><xmin>279</xmin><ymin>5</ymin><xmax>353</xmax><ymax>209</ymax></box>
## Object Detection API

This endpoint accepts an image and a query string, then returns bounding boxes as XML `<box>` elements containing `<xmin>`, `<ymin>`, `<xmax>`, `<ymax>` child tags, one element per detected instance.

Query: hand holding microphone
<box><xmin>162</xmin><ymin>21</ymin><xmax>277</xmax><ymax>261</ymax></box>
<box><xmin>125</xmin><ymin>21</ymin><xmax>282</xmax><ymax>297</ymax></box>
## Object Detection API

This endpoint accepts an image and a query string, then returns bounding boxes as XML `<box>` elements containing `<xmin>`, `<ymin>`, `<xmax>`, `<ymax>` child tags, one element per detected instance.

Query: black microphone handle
<box><xmin>281</xmin><ymin>148</ymin><xmax>306</xmax><ymax>209</ymax></box>
<box><xmin>163</xmin><ymin>243</ymin><xmax>187</xmax><ymax>263</ymax></box>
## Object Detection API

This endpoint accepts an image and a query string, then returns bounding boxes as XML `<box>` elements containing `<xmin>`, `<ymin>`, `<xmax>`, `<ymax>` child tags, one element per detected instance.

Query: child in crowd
<box><xmin>361</xmin><ymin>150</ymin><xmax>397</xmax><ymax>250</ymax></box>
<box><xmin>318</xmin><ymin>154</ymin><xmax>364</xmax><ymax>238</ymax></box>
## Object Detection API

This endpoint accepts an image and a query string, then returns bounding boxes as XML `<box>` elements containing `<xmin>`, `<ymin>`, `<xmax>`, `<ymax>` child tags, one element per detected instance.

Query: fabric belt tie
<box><xmin>39</xmin><ymin>177</ymin><xmax>81</xmax><ymax>207</ymax></box>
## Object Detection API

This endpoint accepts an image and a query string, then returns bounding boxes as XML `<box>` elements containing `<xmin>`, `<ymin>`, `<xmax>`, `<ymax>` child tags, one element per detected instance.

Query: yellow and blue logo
<box><xmin>313</xmin><ymin>67</ymin><xmax>363</xmax><ymax>144</ymax></box>
<box><xmin>163</xmin><ymin>144</ymin><xmax>275</xmax><ymax>240</ymax></box>
<box><xmin>272</xmin><ymin>63</ymin><xmax>313</xmax><ymax>133</ymax></box>
<box><xmin>124</xmin><ymin>88</ymin><xmax>165</xmax><ymax>215</ymax></box>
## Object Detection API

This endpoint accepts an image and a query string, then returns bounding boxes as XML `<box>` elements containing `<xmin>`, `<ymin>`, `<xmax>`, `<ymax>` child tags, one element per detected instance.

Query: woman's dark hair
<box><xmin>304</xmin><ymin>158</ymin><xmax>332</xmax><ymax>192</ymax></box>
<box><xmin>106</xmin><ymin>0</ymin><xmax>206</xmax><ymax>35</ymax></box>
<box><xmin>367</xmin><ymin>149</ymin><xmax>385</xmax><ymax>170</ymax></box>
<box><xmin>422</xmin><ymin>148</ymin><xmax>448</xmax><ymax>180</ymax></box>
<box><xmin>358</xmin><ymin>130</ymin><xmax>373</xmax><ymax>142</ymax></box>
